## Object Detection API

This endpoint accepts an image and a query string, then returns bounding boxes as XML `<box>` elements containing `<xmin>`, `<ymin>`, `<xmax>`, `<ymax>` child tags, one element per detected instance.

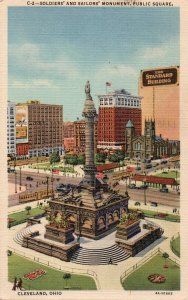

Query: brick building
<box><xmin>97</xmin><ymin>89</ymin><xmax>142</xmax><ymax>153</ymax></box>
<box><xmin>16</xmin><ymin>100</ymin><xmax>63</xmax><ymax>158</ymax></box>
<box><xmin>63</xmin><ymin>121</ymin><xmax>74</xmax><ymax>152</ymax></box>
<box><xmin>73</xmin><ymin>118</ymin><xmax>98</xmax><ymax>154</ymax></box>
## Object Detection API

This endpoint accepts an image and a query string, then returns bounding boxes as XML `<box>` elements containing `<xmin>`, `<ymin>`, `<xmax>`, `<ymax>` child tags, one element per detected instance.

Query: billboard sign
<box><xmin>16</xmin><ymin>105</ymin><xmax>28</xmax><ymax>143</ymax></box>
<box><xmin>142</xmin><ymin>67</ymin><xmax>178</xmax><ymax>87</ymax></box>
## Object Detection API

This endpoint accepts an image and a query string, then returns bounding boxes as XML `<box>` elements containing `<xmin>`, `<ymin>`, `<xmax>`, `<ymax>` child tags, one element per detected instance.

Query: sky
<box><xmin>8</xmin><ymin>7</ymin><xmax>179</xmax><ymax>121</ymax></box>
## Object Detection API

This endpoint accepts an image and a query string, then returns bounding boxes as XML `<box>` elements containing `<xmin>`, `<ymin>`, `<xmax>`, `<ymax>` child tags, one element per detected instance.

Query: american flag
<box><xmin>106</xmin><ymin>82</ymin><xmax>112</xmax><ymax>86</ymax></box>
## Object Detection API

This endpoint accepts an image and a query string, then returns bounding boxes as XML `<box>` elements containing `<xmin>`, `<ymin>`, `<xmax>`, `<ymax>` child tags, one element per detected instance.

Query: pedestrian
<box><xmin>108</xmin><ymin>257</ymin><xmax>113</xmax><ymax>264</ymax></box>
<box><xmin>12</xmin><ymin>277</ymin><xmax>17</xmax><ymax>291</ymax></box>
<box><xmin>17</xmin><ymin>278</ymin><xmax>23</xmax><ymax>290</ymax></box>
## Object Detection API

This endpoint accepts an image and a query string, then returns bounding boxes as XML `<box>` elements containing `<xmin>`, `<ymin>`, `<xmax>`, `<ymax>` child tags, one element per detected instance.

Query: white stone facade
<box><xmin>7</xmin><ymin>101</ymin><xmax>16</xmax><ymax>156</ymax></box>
<box><xmin>98</xmin><ymin>90</ymin><xmax>142</xmax><ymax>108</ymax></box>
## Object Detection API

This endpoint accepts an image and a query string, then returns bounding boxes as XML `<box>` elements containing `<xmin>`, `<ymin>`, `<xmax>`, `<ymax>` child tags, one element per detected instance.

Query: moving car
<box><xmin>145</xmin><ymin>164</ymin><xmax>153</xmax><ymax>169</ymax></box>
<box><xmin>26</xmin><ymin>176</ymin><xmax>33</xmax><ymax>181</ymax></box>
<box><xmin>151</xmin><ymin>202</ymin><xmax>158</xmax><ymax>207</ymax></box>
<box><xmin>128</xmin><ymin>183</ymin><xmax>137</xmax><ymax>189</ymax></box>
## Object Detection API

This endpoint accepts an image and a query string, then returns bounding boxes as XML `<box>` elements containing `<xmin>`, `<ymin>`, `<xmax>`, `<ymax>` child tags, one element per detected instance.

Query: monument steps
<box><xmin>14</xmin><ymin>227</ymin><xmax>34</xmax><ymax>245</ymax></box>
<box><xmin>70</xmin><ymin>244</ymin><xmax>130</xmax><ymax>265</ymax></box>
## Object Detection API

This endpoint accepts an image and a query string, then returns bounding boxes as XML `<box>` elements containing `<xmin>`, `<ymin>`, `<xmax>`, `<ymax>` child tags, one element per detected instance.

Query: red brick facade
<box><xmin>16</xmin><ymin>143</ymin><xmax>29</xmax><ymax>156</ymax></box>
<box><xmin>98</xmin><ymin>106</ymin><xmax>141</xmax><ymax>152</ymax></box>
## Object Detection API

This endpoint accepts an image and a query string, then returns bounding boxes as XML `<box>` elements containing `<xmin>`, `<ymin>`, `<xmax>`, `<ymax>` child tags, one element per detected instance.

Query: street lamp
<box><xmin>14</xmin><ymin>156</ymin><xmax>17</xmax><ymax>194</ymax></box>
<box><xmin>15</xmin><ymin>171</ymin><xmax>17</xmax><ymax>194</ymax></box>
<box><xmin>19</xmin><ymin>166</ymin><xmax>22</xmax><ymax>191</ymax></box>
<box><xmin>37</xmin><ymin>155</ymin><xmax>39</xmax><ymax>174</ymax></box>
<box><xmin>46</xmin><ymin>176</ymin><xmax>49</xmax><ymax>197</ymax></box>
<box><xmin>51</xmin><ymin>176</ymin><xmax>54</xmax><ymax>199</ymax></box>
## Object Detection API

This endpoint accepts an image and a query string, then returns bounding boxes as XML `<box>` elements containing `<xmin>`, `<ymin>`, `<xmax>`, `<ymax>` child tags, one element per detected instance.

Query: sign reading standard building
<box><xmin>142</xmin><ymin>67</ymin><xmax>178</xmax><ymax>87</ymax></box>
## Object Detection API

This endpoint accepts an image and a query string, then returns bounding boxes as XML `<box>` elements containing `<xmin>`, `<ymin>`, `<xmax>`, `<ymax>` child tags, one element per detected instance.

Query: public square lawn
<box><xmin>156</xmin><ymin>170</ymin><xmax>180</xmax><ymax>179</ymax></box>
<box><xmin>171</xmin><ymin>236</ymin><xmax>180</xmax><ymax>257</ymax></box>
<box><xmin>122</xmin><ymin>254</ymin><xmax>180</xmax><ymax>290</ymax></box>
<box><xmin>9</xmin><ymin>208</ymin><xmax>45</xmax><ymax>222</ymax></box>
<box><xmin>8</xmin><ymin>254</ymin><xmax>97</xmax><ymax>290</ymax></box>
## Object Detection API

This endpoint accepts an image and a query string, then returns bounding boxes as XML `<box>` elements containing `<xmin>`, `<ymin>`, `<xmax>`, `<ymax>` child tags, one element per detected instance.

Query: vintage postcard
<box><xmin>0</xmin><ymin>0</ymin><xmax>188</xmax><ymax>299</ymax></box>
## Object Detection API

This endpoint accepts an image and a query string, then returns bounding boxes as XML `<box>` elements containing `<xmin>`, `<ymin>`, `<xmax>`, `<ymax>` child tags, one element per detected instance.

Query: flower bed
<box><xmin>24</xmin><ymin>269</ymin><xmax>46</xmax><ymax>280</ymax></box>
<box><xmin>148</xmin><ymin>274</ymin><xmax>166</xmax><ymax>283</ymax></box>
<box><xmin>156</xmin><ymin>213</ymin><xmax>168</xmax><ymax>218</ymax></box>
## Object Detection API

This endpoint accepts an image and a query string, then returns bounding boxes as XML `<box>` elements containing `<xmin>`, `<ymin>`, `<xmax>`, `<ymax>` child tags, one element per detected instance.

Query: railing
<box><xmin>170</xmin><ymin>232</ymin><xmax>180</xmax><ymax>257</ymax></box>
<box><xmin>8</xmin><ymin>246</ymin><xmax>101</xmax><ymax>290</ymax></box>
<box><xmin>120</xmin><ymin>247</ymin><xmax>180</xmax><ymax>284</ymax></box>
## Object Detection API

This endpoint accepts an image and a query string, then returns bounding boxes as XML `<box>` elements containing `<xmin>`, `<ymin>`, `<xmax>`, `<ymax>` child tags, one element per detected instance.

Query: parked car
<box><xmin>128</xmin><ymin>183</ymin><xmax>137</xmax><ymax>189</ymax></box>
<box><xmin>134</xmin><ymin>201</ymin><xmax>141</xmax><ymax>206</ymax></box>
<box><xmin>26</xmin><ymin>176</ymin><xmax>33</xmax><ymax>181</ymax></box>
<box><xmin>161</xmin><ymin>160</ymin><xmax>168</xmax><ymax>164</ymax></box>
<box><xmin>160</xmin><ymin>187</ymin><xmax>169</xmax><ymax>193</ymax></box>
<box><xmin>7</xmin><ymin>168</ymin><xmax>15</xmax><ymax>173</ymax></box>
<box><xmin>151</xmin><ymin>202</ymin><xmax>158</xmax><ymax>207</ymax></box>
<box><xmin>137</xmin><ymin>185</ymin><xmax>148</xmax><ymax>190</ymax></box>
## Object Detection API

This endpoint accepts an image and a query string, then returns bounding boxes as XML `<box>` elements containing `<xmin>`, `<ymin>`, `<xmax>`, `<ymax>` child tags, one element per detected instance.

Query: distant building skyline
<box><xmin>9</xmin><ymin>7</ymin><xmax>179</xmax><ymax>121</ymax></box>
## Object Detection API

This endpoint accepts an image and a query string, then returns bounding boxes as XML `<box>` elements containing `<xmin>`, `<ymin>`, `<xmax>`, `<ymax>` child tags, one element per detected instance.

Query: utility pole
<box><xmin>143</xmin><ymin>172</ymin><xmax>147</xmax><ymax>205</ymax></box>
<box><xmin>19</xmin><ymin>166</ymin><xmax>22</xmax><ymax>191</ymax></box>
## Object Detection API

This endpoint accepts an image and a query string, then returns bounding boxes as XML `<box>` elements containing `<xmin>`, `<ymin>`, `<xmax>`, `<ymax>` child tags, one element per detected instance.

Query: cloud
<box><xmin>93</xmin><ymin>63</ymin><xmax>137</xmax><ymax>83</ymax></box>
<box><xmin>9</xmin><ymin>42</ymin><xmax>80</xmax><ymax>80</ymax></box>
<box><xmin>137</xmin><ymin>37</ymin><xmax>179</xmax><ymax>62</ymax></box>
<box><xmin>9</xmin><ymin>79</ymin><xmax>58</xmax><ymax>89</ymax></box>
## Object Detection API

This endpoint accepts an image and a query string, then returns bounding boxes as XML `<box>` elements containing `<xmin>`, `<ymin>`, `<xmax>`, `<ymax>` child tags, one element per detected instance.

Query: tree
<box><xmin>162</xmin><ymin>252</ymin><xmax>169</xmax><ymax>268</ymax></box>
<box><xmin>50</xmin><ymin>151</ymin><xmax>60</xmax><ymax>165</ymax></box>
<box><xmin>25</xmin><ymin>206</ymin><xmax>31</xmax><ymax>215</ymax></box>
<box><xmin>77</xmin><ymin>155</ymin><xmax>85</xmax><ymax>165</ymax></box>
<box><xmin>63</xmin><ymin>273</ymin><xmax>71</xmax><ymax>289</ymax></box>
<box><xmin>109</xmin><ymin>153</ymin><xmax>119</xmax><ymax>162</ymax></box>
<box><xmin>64</xmin><ymin>154</ymin><xmax>78</xmax><ymax>165</ymax></box>
<box><xmin>95</xmin><ymin>153</ymin><xmax>106</xmax><ymax>163</ymax></box>
<box><xmin>117</xmin><ymin>150</ymin><xmax>125</xmax><ymax>161</ymax></box>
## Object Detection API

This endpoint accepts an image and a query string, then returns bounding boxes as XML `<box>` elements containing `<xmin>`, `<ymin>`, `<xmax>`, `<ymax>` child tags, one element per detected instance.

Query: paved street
<box><xmin>8</xmin><ymin>165</ymin><xmax>180</xmax><ymax>208</ymax></box>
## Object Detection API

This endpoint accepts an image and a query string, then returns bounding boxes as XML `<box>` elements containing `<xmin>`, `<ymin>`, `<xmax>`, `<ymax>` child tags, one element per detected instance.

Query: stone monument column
<box><xmin>82</xmin><ymin>81</ymin><xmax>97</xmax><ymax>188</ymax></box>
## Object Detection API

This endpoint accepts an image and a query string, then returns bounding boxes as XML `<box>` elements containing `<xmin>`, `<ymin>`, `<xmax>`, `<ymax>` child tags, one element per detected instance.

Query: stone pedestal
<box><xmin>116</xmin><ymin>222</ymin><xmax>163</xmax><ymax>256</ymax></box>
<box><xmin>44</xmin><ymin>225</ymin><xmax>74</xmax><ymax>244</ymax></box>
<box><xmin>116</xmin><ymin>220</ymin><xmax>141</xmax><ymax>240</ymax></box>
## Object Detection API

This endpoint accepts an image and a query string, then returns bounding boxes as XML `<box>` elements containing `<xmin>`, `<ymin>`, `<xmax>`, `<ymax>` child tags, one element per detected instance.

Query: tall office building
<box><xmin>16</xmin><ymin>100</ymin><xmax>63</xmax><ymax>158</ymax></box>
<box><xmin>73</xmin><ymin>118</ymin><xmax>98</xmax><ymax>154</ymax></box>
<box><xmin>7</xmin><ymin>101</ymin><xmax>16</xmax><ymax>156</ymax></box>
<box><xmin>139</xmin><ymin>66</ymin><xmax>179</xmax><ymax>140</ymax></box>
<box><xmin>97</xmin><ymin>89</ymin><xmax>142</xmax><ymax>152</ymax></box>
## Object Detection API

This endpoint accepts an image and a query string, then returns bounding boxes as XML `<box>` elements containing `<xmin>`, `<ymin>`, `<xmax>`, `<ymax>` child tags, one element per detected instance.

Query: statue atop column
<box><xmin>85</xmin><ymin>80</ymin><xmax>91</xmax><ymax>98</ymax></box>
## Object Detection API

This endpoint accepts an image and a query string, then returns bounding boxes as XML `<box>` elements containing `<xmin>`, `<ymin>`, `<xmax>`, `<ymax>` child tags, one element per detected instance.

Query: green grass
<box><xmin>122</xmin><ymin>254</ymin><xmax>180</xmax><ymax>290</ymax></box>
<box><xmin>171</xmin><ymin>236</ymin><xmax>180</xmax><ymax>257</ymax></box>
<box><xmin>8</xmin><ymin>254</ymin><xmax>97</xmax><ymax>290</ymax></box>
<box><xmin>156</xmin><ymin>171</ymin><xmax>179</xmax><ymax>179</ymax></box>
<box><xmin>9</xmin><ymin>207</ymin><xmax>45</xmax><ymax>222</ymax></box>
<box><xmin>131</xmin><ymin>208</ymin><xmax>180</xmax><ymax>222</ymax></box>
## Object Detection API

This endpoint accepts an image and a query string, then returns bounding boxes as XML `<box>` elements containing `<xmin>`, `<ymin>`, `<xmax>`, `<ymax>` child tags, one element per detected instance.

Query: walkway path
<box><xmin>8</xmin><ymin>218</ymin><xmax>179</xmax><ymax>290</ymax></box>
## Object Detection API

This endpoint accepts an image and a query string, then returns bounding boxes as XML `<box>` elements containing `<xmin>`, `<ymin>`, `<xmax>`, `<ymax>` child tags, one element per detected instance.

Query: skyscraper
<box><xmin>139</xmin><ymin>66</ymin><xmax>179</xmax><ymax>140</ymax></box>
